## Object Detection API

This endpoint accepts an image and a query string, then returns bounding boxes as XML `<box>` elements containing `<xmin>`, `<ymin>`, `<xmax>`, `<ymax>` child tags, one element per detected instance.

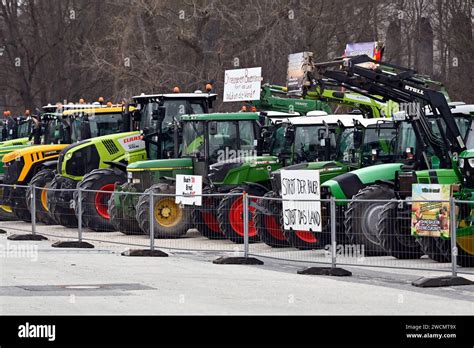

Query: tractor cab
<box><xmin>130</xmin><ymin>92</ymin><xmax>218</xmax><ymax>161</ymax></box>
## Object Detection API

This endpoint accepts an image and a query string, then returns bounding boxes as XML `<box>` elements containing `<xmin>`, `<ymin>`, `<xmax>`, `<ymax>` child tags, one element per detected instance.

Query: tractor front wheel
<box><xmin>377</xmin><ymin>200</ymin><xmax>424</xmax><ymax>259</ymax></box>
<box><xmin>136</xmin><ymin>183</ymin><xmax>192</xmax><ymax>238</ymax></box>
<box><xmin>74</xmin><ymin>168</ymin><xmax>126</xmax><ymax>232</ymax></box>
<box><xmin>26</xmin><ymin>169</ymin><xmax>56</xmax><ymax>225</ymax></box>
<box><xmin>11</xmin><ymin>187</ymin><xmax>30</xmax><ymax>222</ymax></box>
<box><xmin>344</xmin><ymin>184</ymin><xmax>394</xmax><ymax>256</ymax></box>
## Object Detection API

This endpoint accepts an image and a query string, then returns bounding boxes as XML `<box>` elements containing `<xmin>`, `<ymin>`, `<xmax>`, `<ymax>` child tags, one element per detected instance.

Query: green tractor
<box><xmin>48</xmin><ymin>92</ymin><xmax>217</xmax><ymax>230</ymax></box>
<box><xmin>254</xmin><ymin>115</ymin><xmax>399</xmax><ymax>249</ymax></box>
<box><xmin>313</xmin><ymin>55</ymin><xmax>474</xmax><ymax>264</ymax></box>
<box><xmin>112</xmin><ymin>112</ymin><xmax>273</xmax><ymax>237</ymax></box>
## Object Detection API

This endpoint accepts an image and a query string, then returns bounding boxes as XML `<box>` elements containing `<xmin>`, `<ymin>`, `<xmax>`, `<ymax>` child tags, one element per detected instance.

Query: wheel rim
<box><xmin>0</xmin><ymin>205</ymin><xmax>12</xmax><ymax>213</ymax></box>
<box><xmin>229</xmin><ymin>197</ymin><xmax>257</xmax><ymax>237</ymax></box>
<box><xmin>263</xmin><ymin>215</ymin><xmax>285</xmax><ymax>240</ymax></box>
<box><xmin>94</xmin><ymin>184</ymin><xmax>115</xmax><ymax>220</ymax></box>
<box><xmin>154</xmin><ymin>198</ymin><xmax>183</xmax><ymax>227</ymax></box>
<box><xmin>361</xmin><ymin>203</ymin><xmax>384</xmax><ymax>244</ymax></box>
<box><xmin>457</xmin><ymin>235</ymin><xmax>474</xmax><ymax>255</ymax></box>
<box><xmin>294</xmin><ymin>230</ymin><xmax>317</xmax><ymax>243</ymax></box>
<box><xmin>41</xmin><ymin>187</ymin><xmax>49</xmax><ymax>212</ymax></box>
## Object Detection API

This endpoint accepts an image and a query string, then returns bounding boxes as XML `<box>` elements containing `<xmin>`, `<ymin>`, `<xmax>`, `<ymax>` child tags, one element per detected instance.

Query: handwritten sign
<box><xmin>175</xmin><ymin>174</ymin><xmax>202</xmax><ymax>206</ymax></box>
<box><xmin>281</xmin><ymin>170</ymin><xmax>321</xmax><ymax>232</ymax></box>
<box><xmin>411</xmin><ymin>184</ymin><xmax>451</xmax><ymax>238</ymax></box>
<box><xmin>223</xmin><ymin>67</ymin><xmax>262</xmax><ymax>102</ymax></box>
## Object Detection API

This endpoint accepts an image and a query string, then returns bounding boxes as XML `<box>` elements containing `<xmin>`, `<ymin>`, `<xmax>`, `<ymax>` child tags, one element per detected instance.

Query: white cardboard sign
<box><xmin>175</xmin><ymin>174</ymin><xmax>202</xmax><ymax>206</ymax></box>
<box><xmin>223</xmin><ymin>67</ymin><xmax>262</xmax><ymax>102</ymax></box>
<box><xmin>281</xmin><ymin>170</ymin><xmax>321</xmax><ymax>232</ymax></box>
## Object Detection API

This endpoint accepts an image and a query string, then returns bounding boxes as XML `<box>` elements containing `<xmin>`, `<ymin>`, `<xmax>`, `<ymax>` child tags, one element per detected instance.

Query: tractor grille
<box><xmin>102</xmin><ymin>139</ymin><xmax>119</xmax><ymax>155</ymax></box>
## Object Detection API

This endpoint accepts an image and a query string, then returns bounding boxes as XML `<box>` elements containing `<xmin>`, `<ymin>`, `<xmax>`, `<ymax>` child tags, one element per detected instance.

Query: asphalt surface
<box><xmin>0</xmin><ymin>222</ymin><xmax>473</xmax><ymax>315</ymax></box>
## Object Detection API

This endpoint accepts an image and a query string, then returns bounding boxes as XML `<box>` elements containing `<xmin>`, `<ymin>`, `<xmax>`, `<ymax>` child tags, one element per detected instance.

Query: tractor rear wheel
<box><xmin>192</xmin><ymin>186</ymin><xmax>225</xmax><ymax>239</ymax></box>
<box><xmin>108</xmin><ymin>183</ymin><xmax>142</xmax><ymax>235</ymax></box>
<box><xmin>217</xmin><ymin>185</ymin><xmax>265</xmax><ymax>244</ymax></box>
<box><xmin>47</xmin><ymin>175</ymin><xmax>78</xmax><ymax>227</ymax></box>
<box><xmin>136</xmin><ymin>182</ymin><xmax>192</xmax><ymax>238</ymax></box>
<box><xmin>377</xmin><ymin>200</ymin><xmax>423</xmax><ymax>259</ymax></box>
<box><xmin>74</xmin><ymin>168</ymin><xmax>126</xmax><ymax>232</ymax></box>
<box><xmin>344</xmin><ymin>184</ymin><xmax>394</xmax><ymax>256</ymax></box>
<box><xmin>254</xmin><ymin>191</ymin><xmax>289</xmax><ymax>248</ymax></box>
<box><xmin>26</xmin><ymin>169</ymin><xmax>56</xmax><ymax>225</ymax></box>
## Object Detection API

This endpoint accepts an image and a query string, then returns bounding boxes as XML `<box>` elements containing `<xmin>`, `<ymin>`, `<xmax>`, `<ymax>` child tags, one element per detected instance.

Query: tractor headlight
<box><xmin>66</xmin><ymin>152</ymin><xmax>73</xmax><ymax>159</ymax></box>
<box><xmin>127</xmin><ymin>171</ymin><xmax>132</xmax><ymax>179</ymax></box>
<box><xmin>468</xmin><ymin>158</ymin><xmax>474</xmax><ymax>168</ymax></box>
<box><xmin>459</xmin><ymin>158</ymin><xmax>465</xmax><ymax>168</ymax></box>
<box><xmin>132</xmin><ymin>178</ymin><xmax>141</xmax><ymax>184</ymax></box>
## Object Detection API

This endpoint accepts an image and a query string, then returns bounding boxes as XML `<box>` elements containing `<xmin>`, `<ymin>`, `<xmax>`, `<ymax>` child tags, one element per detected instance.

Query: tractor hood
<box><xmin>3</xmin><ymin>144</ymin><xmax>67</xmax><ymax>163</ymax></box>
<box><xmin>127</xmin><ymin>158</ymin><xmax>193</xmax><ymax>171</ymax></box>
<box><xmin>321</xmin><ymin>162</ymin><xmax>404</xmax><ymax>200</ymax></box>
<box><xmin>208</xmin><ymin>155</ymin><xmax>279</xmax><ymax>185</ymax></box>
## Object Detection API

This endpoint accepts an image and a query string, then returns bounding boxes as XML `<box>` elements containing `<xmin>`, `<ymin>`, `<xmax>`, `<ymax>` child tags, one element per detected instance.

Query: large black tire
<box><xmin>254</xmin><ymin>191</ymin><xmax>289</xmax><ymax>248</ymax></box>
<box><xmin>10</xmin><ymin>187</ymin><xmax>30</xmax><ymax>222</ymax></box>
<box><xmin>108</xmin><ymin>183</ymin><xmax>142</xmax><ymax>235</ymax></box>
<box><xmin>26</xmin><ymin>169</ymin><xmax>56</xmax><ymax>225</ymax></box>
<box><xmin>136</xmin><ymin>182</ymin><xmax>192</xmax><ymax>238</ymax></box>
<box><xmin>47</xmin><ymin>175</ymin><xmax>78</xmax><ymax>228</ymax></box>
<box><xmin>377</xmin><ymin>200</ymin><xmax>423</xmax><ymax>259</ymax></box>
<box><xmin>344</xmin><ymin>184</ymin><xmax>394</xmax><ymax>256</ymax></box>
<box><xmin>192</xmin><ymin>186</ymin><xmax>225</xmax><ymax>240</ymax></box>
<box><xmin>74</xmin><ymin>167</ymin><xmax>126</xmax><ymax>232</ymax></box>
<box><xmin>417</xmin><ymin>237</ymin><xmax>451</xmax><ymax>263</ymax></box>
<box><xmin>217</xmin><ymin>185</ymin><xmax>266</xmax><ymax>244</ymax></box>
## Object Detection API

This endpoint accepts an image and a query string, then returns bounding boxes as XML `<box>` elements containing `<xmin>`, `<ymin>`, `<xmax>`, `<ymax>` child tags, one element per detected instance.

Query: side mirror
<box><xmin>209</xmin><ymin>121</ymin><xmax>218</xmax><ymax>136</ymax></box>
<box><xmin>152</xmin><ymin>106</ymin><xmax>166</xmax><ymax>122</ymax></box>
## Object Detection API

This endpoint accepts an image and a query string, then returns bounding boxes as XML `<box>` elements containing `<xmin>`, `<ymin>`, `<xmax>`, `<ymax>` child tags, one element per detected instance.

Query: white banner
<box><xmin>281</xmin><ymin>170</ymin><xmax>321</xmax><ymax>232</ymax></box>
<box><xmin>223</xmin><ymin>67</ymin><xmax>262</xmax><ymax>102</ymax></box>
<box><xmin>175</xmin><ymin>174</ymin><xmax>202</xmax><ymax>206</ymax></box>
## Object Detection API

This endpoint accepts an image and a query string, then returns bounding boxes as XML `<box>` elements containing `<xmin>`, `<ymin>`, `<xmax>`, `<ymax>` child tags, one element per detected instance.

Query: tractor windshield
<box><xmin>182</xmin><ymin>121</ymin><xmax>204</xmax><ymax>156</ymax></box>
<box><xmin>294</xmin><ymin>125</ymin><xmax>337</xmax><ymax>162</ymax></box>
<box><xmin>140</xmin><ymin>99</ymin><xmax>206</xmax><ymax>130</ymax></box>
<box><xmin>43</xmin><ymin>118</ymin><xmax>65</xmax><ymax>144</ymax></box>
<box><xmin>360</xmin><ymin>125</ymin><xmax>398</xmax><ymax>164</ymax></box>
<box><xmin>336</xmin><ymin>128</ymin><xmax>356</xmax><ymax>163</ymax></box>
<box><xmin>70</xmin><ymin>112</ymin><xmax>124</xmax><ymax>142</ymax></box>
<box><xmin>16</xmin><ymin>119</ymin><xmax>31</xmax><ymax>138</ymax></box>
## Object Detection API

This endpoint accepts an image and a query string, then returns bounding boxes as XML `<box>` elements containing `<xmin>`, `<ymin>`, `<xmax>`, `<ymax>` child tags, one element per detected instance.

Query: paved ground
<box><xmin>0</xmin><ymin>222</ymin><xmax>473</xmax><ymax>315</ymax></box>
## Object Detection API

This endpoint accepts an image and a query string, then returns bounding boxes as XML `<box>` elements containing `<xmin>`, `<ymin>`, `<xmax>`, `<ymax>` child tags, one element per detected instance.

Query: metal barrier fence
<box><xmin>0</xmin><ymin>184</ymin><xmax>472</xmax><ymax>278</ymax></box>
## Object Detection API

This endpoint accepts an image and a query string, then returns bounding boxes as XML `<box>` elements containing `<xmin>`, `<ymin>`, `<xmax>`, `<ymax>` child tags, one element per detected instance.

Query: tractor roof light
<box><xmin>106</xmin><ymin>102</ymin><xmax>113</xmax><ymax>107</ymax></box>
